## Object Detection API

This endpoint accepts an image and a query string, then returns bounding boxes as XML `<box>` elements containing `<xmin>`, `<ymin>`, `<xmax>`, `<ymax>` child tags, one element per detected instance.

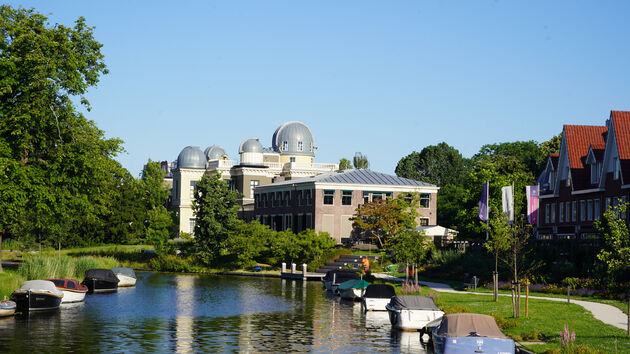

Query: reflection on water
<box><xmin>0</xmin><ymin>273</ymin><xmax>432</xmax><ymax>352</ymax></box>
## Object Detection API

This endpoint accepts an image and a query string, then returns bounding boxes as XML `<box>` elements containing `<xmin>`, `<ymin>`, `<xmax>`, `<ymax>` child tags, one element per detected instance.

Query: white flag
<box><xmin>501</xmin><ymin>186</ymin><xmax>514</xmax><ymax>223</ymax></box>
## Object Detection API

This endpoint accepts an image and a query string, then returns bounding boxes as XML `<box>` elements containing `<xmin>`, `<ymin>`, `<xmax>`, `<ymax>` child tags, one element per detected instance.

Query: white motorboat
<box><xmin>385</xmin><ymin>295</ymin><xmax>444</xmax><ymax>331</ymax></box>
<box><xmin>112</xmin><ymin>267</ymin><xmax>137</xmax><ymax>287</ymax></box>
<box><xmin>362</xmin><ymin>284</ymin><xmax>396</xmax><ymax>311</ymax></box>
<box><xmin>47</xmin><ymin>279</ymin><xmax>88</xmax><ymax>303</ymax></box>
<box><xmin>338</xmin><ymin>279</ymin><xmax>370</xmax><ymax>300</ymax></box>
<box><xmin>432</xmin><ymin>313</ymin><xmax>515</xmax><ymax>354</ymax></box>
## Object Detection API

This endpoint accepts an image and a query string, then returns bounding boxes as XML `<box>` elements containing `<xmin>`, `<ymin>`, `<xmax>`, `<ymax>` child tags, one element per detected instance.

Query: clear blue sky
<box><xmin>7</xmin><ymin>1</ymin><xmax>630</xmax><ymax>177</ymax></box>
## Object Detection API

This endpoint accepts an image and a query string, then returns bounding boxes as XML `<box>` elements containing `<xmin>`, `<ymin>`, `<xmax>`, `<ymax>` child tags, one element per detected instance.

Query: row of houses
<box><xmin>537</xmin><ymin>110</ymin><xmax>630</xmax><ymax>241</ymax></box>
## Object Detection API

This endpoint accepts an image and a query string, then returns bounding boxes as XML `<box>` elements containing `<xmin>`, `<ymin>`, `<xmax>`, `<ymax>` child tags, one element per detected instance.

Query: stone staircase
<box><xmin>315</xmin><ymin>254</ymin><xmax>380</xmax><ymax>274</ymax></box>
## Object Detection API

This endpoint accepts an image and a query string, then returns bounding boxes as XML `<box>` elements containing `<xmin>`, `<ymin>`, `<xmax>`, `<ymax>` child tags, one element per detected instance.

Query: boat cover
<box><xmin>387</xmin><ymin>295</ymin><xmax>440</xmax><ymax>311</ymax></box>
<box><xmin>111</xmin><ymin>267</ymin><xmax>136</xmax><ymax>278</ymax></box>
<box><xmin>84</xmin><ymin>269</ymin><xmax>120</xmax><ymax>283</ymax></box>
<box><xmin>17</xmin><ymin>280</ymin><xmax>63</xmax><ymax>296</ymax></box>
<box><xmin>436</xmin><ymin>313</ymin><xmax>510</xmax><ymax>339</ymax></box>
<box><xmin>337</xmin><ymin>279</ymin><xmax>370</xmax><ymax>291</ymax></box>
<box><xmin>323</xmin><ymin>270</ymin><xmax>360</xmax><ymax>282</ymax></box>
<box><xmin>363</xmin><ymin>284</ymin><xmax>396</xmax><ymax>299</ymax></box>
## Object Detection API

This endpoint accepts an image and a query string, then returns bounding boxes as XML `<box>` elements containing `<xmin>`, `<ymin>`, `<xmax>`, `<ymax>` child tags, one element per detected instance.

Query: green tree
<box><xmin>139</xmin><ymin>160</ymin><xmax>173</xmax><ymax>251</ymax></box>
<box><xmin>388</xmin><ymin>229</ymin><xmax>429</xmax><ymax>268</ymax></box>
<box><xmin>224</xmin><ymin>220</ymin><xmax>274</xmax><ymax>268</ymax></box>
<box><xmin>0</xmin><ymin>5</ymin><xmax>122</xmax><ymax>253</ymax></box>
<box><xmin>395</xmin><ymin>142</ymin><xmax>470</xmax><ymax>186</ymax></box>
<box><xmin>338</xmin><ymin>158</ymin><xmax>353</xmax><ymax>170</ymax></box>
<box><xmin>193</xmin><ymin>173</ymin><xmax>240</xmax><ymax>265</ymax></box>
<box><xmin>353</xmin><ymin>152</ymin><xmax>369</xmax><ymax>169</ymax></box>
<box><xmin>594</xmin><ymin>203</ymin><xmax>630</xmax><ymax>284</ymax></box>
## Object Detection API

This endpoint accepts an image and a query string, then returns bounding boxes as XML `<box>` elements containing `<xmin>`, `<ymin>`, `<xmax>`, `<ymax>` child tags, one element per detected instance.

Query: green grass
<box><xmin>0</xmin><ymin>270</ymin><xmax>25</xmax><ymax>299</ymax></box>
<box><xmin>47</xmin><ymin>244</ymin><xmax>155</xmax><ymax>269</ymax></box>
<box><xmin>393</xmin><ymin>284</ymin><xmax>629</xmax><ymax>353</ymax></box>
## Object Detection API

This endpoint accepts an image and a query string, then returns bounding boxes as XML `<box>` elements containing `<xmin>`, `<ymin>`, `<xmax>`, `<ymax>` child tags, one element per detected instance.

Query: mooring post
<box><xmin>291</xmin><ymin>263</ymin><xmax>296</xmax><ymax>274</ymax></box>
<box><xmin>567</xmin><ymin>285</ymin><xmax>571</xmax><ymax>304</ymax></box>
<box><xmin>282</xmin><ymin>262</ymin><xmax>286</xmax><ymax>273</ymax></box>
<box><xmin>302</xmin><ymin>264</ymin><xmax>307</xmax><ymax>280</ymax></box>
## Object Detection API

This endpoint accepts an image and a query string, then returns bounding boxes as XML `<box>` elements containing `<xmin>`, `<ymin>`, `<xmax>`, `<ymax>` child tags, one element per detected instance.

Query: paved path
<box><xmin>373</xmin><ymin>273</ymin><xmax>628</xmax><ymax>330</ymax></box>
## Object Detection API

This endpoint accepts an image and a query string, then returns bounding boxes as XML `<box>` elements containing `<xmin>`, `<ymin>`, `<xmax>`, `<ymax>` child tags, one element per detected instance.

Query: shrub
<box><xmin>430</xmin><ymin>249</ymin><xmax>463</xmax><ymax>266</ymax></box>
<box><xmin>491</xmin><ymin>313</ymin><xmax>519</xmax><ymax>330</ymax></box>
<box><xmin>149</xmin><ymin>254</ymin><xmax>195</xmax><ymax>272</ymax></box>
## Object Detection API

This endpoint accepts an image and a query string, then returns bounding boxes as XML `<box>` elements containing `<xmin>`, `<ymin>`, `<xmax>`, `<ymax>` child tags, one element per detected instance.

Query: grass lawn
<box><xmin>391</xmin><ymin>284</ymin><xmax>629</xmax><ymax>353</ymax></box>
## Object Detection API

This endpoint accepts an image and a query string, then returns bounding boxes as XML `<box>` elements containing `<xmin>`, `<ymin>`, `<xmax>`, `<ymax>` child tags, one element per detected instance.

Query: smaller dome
<box><xmin>204</xmin><ymin>145</ymin><xmax>227</xmax><ymax>160</ymax></box>
<box><xmin>177</xmin><ymin>146</ymin><xmax>206</xmax><ymax>169</ymax></box>
<box><xmin>239</xmin><ymin>138</ymin><xmax>263</xmax><ymax>154</ymax></box>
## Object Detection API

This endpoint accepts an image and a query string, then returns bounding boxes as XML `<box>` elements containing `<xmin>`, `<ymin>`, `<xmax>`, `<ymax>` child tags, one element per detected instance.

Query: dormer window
<box><xmin>614</xmin><ymin>157</ymin><xmax>620</xmax><ymax>180</ymax></box>
<box><xmin>282</xmin><ymin>141</ymin><xmax>288</xmax><ymax>151</ymax></box>
<box><xmin>591</xmin><ymin>161</ymin><xmax>601</xmax><ymax>184</ymax></box>
<box><xmin>297</xmin><ymin>141</ymin><xmax>303</xmax><ymax>151</ymax></box>
<box><xmin>549</xmin><ymin>171</ymin><xmax>555</xmax><ymax>190</ymax></box>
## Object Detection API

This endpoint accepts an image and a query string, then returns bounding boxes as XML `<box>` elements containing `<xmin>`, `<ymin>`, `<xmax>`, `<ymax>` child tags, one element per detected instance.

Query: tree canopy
<box><xmin>353</xmin><ymin>152</ymin><xmax>369</xmax><ymax>169</ymax></box>
<box><xmin>338</xmin><ymin>158</ymin><xmax>353</xmax><ymax>170</ymax></box>
<box><xmin>395</xmin><ymin>142</ymin><xmax>469</xmax><ymax>186</ymax></box>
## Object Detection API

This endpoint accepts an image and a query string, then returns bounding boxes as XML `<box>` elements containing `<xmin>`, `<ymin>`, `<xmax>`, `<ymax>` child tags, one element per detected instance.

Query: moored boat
<box><xmin>0</xmin><ymin>297</ymin><xmax>16</xmax><ymax>317</ymax></box>
<box><xmin>432</xmin><ymin>313</ymin><xmax>515</xmax><ymax>354</ymax></box>
<box><xmin>111</xmin><ymin>267</ymin><xmax>136</xmax><ymax>287</ymax></box>
<box><xmin>385</xmin><ymin>295</ymin><xmax>444</xmax><ymax>331</ymax></box>
<box><xmin>11</xmin><ymin>280</ymin><xmax>64</xmax><ymax>312</ymax></box>
<box><xmin>362</xmin><ymin>284</ymin><xmax>396</xmax><ymax>311</ymax></box>
<box><xmin>47</xmin><ymin>279</ymin><xmax>88</xmax><ymax>303</ymax></box>
<box><xmin>338</xmin><ymin>279</ymin><xmax>370</xmax><ymax>300</ymax></box>
<box><xmin>82</xmin><ymin>269</ymin><xmax>119</xmax><ymax>293</ymax></box>
<box><xmin>322</xmin><ymin>270</ymin><xmax>360</xmax><ymax>291</ymax></box>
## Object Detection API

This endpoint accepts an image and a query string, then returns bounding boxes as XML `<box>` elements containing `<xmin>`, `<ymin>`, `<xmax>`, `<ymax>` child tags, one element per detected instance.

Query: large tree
<box><xmin>594</xmin><ymin>203</ymin><xmax>630</xmax><ymax>284</ymax></box>
<box><xmin>0</xmin><ymin>6</ymin><xmax>122</xmax><ymax>255</ymax></box>
<box><xmin>140</xmin><ymin>160</ymin><xmax>173</xmax><ymax>252</ymax></box>
<box><xmin>395</xmin><ymin>142</ymin><xmax>469</xmax><ymax>186</ymax></box>
<box><xmin>353</xmin><ymin>152</ymin><xmax>369</xmax><ymax>169</ymax></box>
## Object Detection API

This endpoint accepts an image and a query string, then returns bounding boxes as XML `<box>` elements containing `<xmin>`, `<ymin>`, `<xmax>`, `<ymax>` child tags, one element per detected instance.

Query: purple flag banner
<box><xmin>526</xmin><ymin>185</ymin><xmax>539</xmax><ymax>224</ymax></box>
<box><xmin>478</xmin><ymin>182</ymin><xmax>489</xmax><ymax>221</ymax></box>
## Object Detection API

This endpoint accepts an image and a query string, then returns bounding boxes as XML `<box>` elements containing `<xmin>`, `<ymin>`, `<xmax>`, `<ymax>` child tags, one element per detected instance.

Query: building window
<box><xmin>580</xmin><ymin>200</ymin><xmax>586</xmax><ymax>221</ymax></box>
<box><xmin>372</xmin><ymin>193</ymin><xmax>383</xmax><ymax>201</ymax></box>
<box><xmin>269</xmin><ymin>193</ymin><xmax>275</xmax><ymax>207</ymax></box>
<box><xmin>284</xmin><ymin>191</ymin><xmax>291</xmax><ymax>206</ymax></box>
<box><xmin>297</xmin><ymin>141</ymin><xmax>303</xmax><ymax>151</ymax></box>
<box><xmin>587</xmin><ymin>200</ymin><xmax>593</xmax><ymax>221</ymax></box>
<box><xmin>297</xmin><ymin>190</ymin><xmax>303</xmax><ymax>206</ymax></box>
<box><xmin>572</xmin><ymin>201</ymin><xmax>577</xmax><ymax>222</ymax></box>
<box><xmin>559</xmin><ymin>202</ymin><xmax>564</xmax><ymax>223</ymax></box>
<box><xmin>566</xmin><ymin>202</ymin><xmax>571</xmax><ymax>223</ymax></box>
<box><xmin>189</xmin><ymin>218</ymin><xmax>195</xmax><ymax>234</ymax></box>
<box><xmin>420</xmin><ymin>193</ymin><xmax>430</xmax><ymax>208</ymax></box>
<box><xmin>363</xmin><ymin>191</ymin><xmax>370</xmax><ymax>203</ymax></box>
<box><xmin>419</xmin><ymin>218</ymin><xmax>429</xmax><ymax>226</ymax></box>
<box><xmin>605</xmin><ymin>197</ymin><xmax>611</xmax><ymax>211</ymax></box>
<box><xmin>594</xmin><ymin>199</ymin><xmax>600</xmax><ymax>220</ymax></box>
<box><xmin>614</xmin><ymin>157</ymin><xmax>620</xmax><ymax>180</ymax></box>
<box><xmin>282</xmin><ymin>141</ymin><xmax>288</xmax><ymax>151</ymax></box>
<box><xmin>323</xmin><ymin>190</ymin><xmax>334</xmax><ymax>205</ymax></box>
<box><xmin>545</xmin><ymin>204</ymin><xmax>550</xmax><ymax>224</ymax></box>
<box><xmin>342</xmin><ymin>191</ymin><xmax>353</xmax><ymax>205</ymax></box>
<box><xmin>550</xmin><ymin>203</ymin><xmax>555</xmax><ymax>223</ymax></box>
<box><xmin>255</xmin><ymin>194</ymin><xmax>260</xmax><ymax>208</ymax></box>
<box><xmin>305</xmin><ymin>213</ymin><xmax>312</xmax><ymax>229</ymax></box>
<box><xmin>305</xmin><ymin>189</ymin><xmax>313</xmax><ymax>205</ymax></box>
<box><xmin>285</xmin><ymin>214</ymin><xmax>292</xmax><ymax>230</ymax></box>
<box><xmin>620</xmin><ymin>196</ymin><xmax>627</xmax><ymax>219</ymax></box>
<box><xmin>275</xmin><ymin>192</ymin><xmax>282</xmax><ymax>207</ymax></box>
<box><xmin>189</xmin><ymin>181</ymin><xmax>197</xmax><ymax>200</ymax></box>
<box><xmin>250</xmin><ymin>180</ymin><xmax>259</xmax><ymax>199</ymax></box>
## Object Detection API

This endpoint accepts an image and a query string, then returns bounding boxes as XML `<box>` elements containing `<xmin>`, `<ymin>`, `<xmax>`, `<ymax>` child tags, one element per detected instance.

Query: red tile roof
<box><xmin>589</xmin><ymin>144</ymin><xmax>606</xmax><ymax>161</ymax></box>
<box><xmin>563</xmin><ymin>125</ymin><xmax>607</xmax><ymax>190</ymax></box>
<box><xmin>549</xmin><ymin>153</ymin><xmax>559</xmax><ymax>169</ymax></box>
<box><xmin>611</xmin><ymin>111</ymin><xmax>630</xmax><ymax>182</ymax></box>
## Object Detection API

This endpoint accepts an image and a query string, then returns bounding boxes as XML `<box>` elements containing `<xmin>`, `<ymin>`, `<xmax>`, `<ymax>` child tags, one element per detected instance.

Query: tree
<box><xmin>223</xmin><ymin>220</ymin><xmax>273</xmax><ymax>268</ymax></box>
<box><xmin>140</xmin><ymin>160</ymin><xmax>173</xmax><ymax>252</ymax></box>
<box><xmin>484</xmin><ymin>207</ymin><xmax>513</xmax><ymax>301</ymax></box>
<box><xmin>594</xmin><ymin>203</ymin><xmax>630</xmax><ymax>284</ymax></box>
<box><xmin>353</xmin><ymin>152</ymin><xmax>369</xmax><ymax>169</ymax></box>
<box><xmin>193</xmin><ymin>173</ymin><xmax>240</xmax><ymax>265</ymax></box>
<box><xmin>338</xmin><ymin>158</ymin><xmax>353</xmax><ymax>170</ymax></box>
<box><xmin>351</xmin><ymin>194</ymin><xmax>419</xmax><ymax>248</ymax></box>
<box><xmin>395</xmin><ymin>142</ymin><xmax>470</xmax><ymax>186</ymax></box>
<box><xmin>0</xmin><ymin>6</ymin><xmax>123</xmax><ymax>255</ymax></box>
<box><xmin>388</xmin><ymin>229</ymin><xmax>429</xmax><ymax>284</ymax></box>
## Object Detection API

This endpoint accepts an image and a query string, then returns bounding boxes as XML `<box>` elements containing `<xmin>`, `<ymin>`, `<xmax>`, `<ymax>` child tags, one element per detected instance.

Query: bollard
<box><xmin>567</xmin><ymin>285</ymin><xmax>571</xmax><ymax>303</ymax></box>
<box><xmin>282</xmin><ymin>262</ymin><xmax>286</xmax><ymax>273</ymax></box>
<box><xmin>302</xmin><ymin>264</ymin><xmax>307</xmax><ymax>279</ymax></box>
<box><xmin>291</xmin><ymin>263</ymin><xmax>296</xmax><ymax>274</ymax></box>
<box><xmin>473</xmin><ymin>276</ymin><xmax>478</xmax><ymax>291</ymax></box>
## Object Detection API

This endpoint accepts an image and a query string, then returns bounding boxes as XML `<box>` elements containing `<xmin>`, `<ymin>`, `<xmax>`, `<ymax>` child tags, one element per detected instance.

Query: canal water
<box><xmin>0</xmin><ymin>272</ymin><xmax>432</xmax><ymax>353</ymax></box>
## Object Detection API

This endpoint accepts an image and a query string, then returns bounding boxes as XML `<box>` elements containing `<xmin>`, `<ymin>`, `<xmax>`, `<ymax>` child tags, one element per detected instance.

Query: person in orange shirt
<box><xmin>362</xmin><ymin>257</ymin><xmax>370</xmax><ymax>272</ymax></box>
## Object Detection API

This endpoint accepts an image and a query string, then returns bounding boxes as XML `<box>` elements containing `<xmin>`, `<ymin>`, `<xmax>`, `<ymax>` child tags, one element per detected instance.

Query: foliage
<box><xmin>193</xmin><ymin>173</ymin><xmax>240</xmax><ymax>265</ymax></box>
<box><xmin>400</xmin><ymin>281</ymin><xmax>422</xmax><ymax>294</ymax></box>
<box><xmin>149</xmin><ymin>254</ymin><xmax>196</xmax><ymax>272</ymax></box>
<box><xmin>18</xmin><ymin>255</ymin><xmax>118</xmax><ymax>280</ymax></box>
<box><xmin>307</xmin><ymin>248</ymin><xmax>352</xmax><ymax>272</ymax></box>
<box><xmin>0</xmin><ymin>271</ymin><xmax>25</xmax><ymax>298</ymax></box>
<box><xmin>353</xmin><ymin>152</ymin><xmax>369</xmax><ymax>169</ymax></box>
<box><xmin>388</xmin><ymin>229</ymin><xmax>429</xmax><ymax>266</ymax></box>
<box><xmin>395</xmin><ymin>142</ymin><xmax>470</xmax><ymax>186</ymax></box>
<box><xmin>223</xmin><ymin>220</ymin><xmax>274</xmax><ymax>268</ymax></box>
<box><xmin>338</xmin><ymin>158</ymin><xmax>353</xmax><ymax>170</ymax></box>
<box><xmin>593</xmin><ymin>203</ymin><xmax>630</xmax><ymax>284</ymax></box>
<box><xmin>484</xmin><ymin>207</ymin><xmax>513</xmax><ymax>273</ymax></box>
<box><xmin>351</xmin><ymin>193</ymin><xmax>419</xmax><ymax>248</ymax></box>
<box><xmin>429</xmin><ymin>249</ymin><xmax>463</xmax><ymax>266</ymax></box>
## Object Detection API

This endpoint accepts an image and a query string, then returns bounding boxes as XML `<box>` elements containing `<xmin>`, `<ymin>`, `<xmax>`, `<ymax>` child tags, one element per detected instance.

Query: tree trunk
<box><xmin>414</xmin><ymin>263</ymin><xmax>418</xmax><ymax>285</ymax></box>
<box><xmin>0</xmin><ymin>229</ymin><xmax>3</xmax><ymax>273</ymax></box>
<box><xmin>511</xmin><ymin>283</ymin><xmax>516</xmax><ymax>318</ymax></box>
<box><xmin>493</xmin><ymin>251</ymin><xmax>498</xmax><ymax>302</ymax></box>
<box><xmin>405</xmin><ymin>262</ymin><xmax>409</xmax><ymax>283</ymax></box>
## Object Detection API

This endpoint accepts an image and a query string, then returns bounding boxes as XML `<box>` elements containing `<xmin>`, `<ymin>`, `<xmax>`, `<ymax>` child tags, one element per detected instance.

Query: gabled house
<box><xmin>537</xmin><ymin>111</ymin><xmax>630</xmax><ymax>241</ymax></box>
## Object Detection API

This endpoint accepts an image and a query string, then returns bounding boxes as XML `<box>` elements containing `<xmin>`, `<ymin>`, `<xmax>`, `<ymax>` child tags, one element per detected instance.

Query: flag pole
<box><xmin>485</xmin><ymin>180</ymin><xmax>489</xmax><ymax>240</ymax></box>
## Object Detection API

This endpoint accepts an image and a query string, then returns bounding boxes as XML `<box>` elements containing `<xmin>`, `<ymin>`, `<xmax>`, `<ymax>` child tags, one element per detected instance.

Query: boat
<box><xmin>385</xmin><ymin>295</ymin><xmax>444</xmax><ymax>331</ymax></box>
<box><xmin>0</xmin><ymin>297</ymin><xmax>16</xmax><ymax>317</ymax></box>
<box><xmin>11</xmin><ymin>280</ymin><xmax>64</xmax><ymax>312</ymax></box>
<box><xmin>432</xmin><ymin>313</ymin><xmax>515</xmax><ymax>354</ymax></box>
<box><xmin>47</xmin><ymin>278</ymin><xmax>88</xmax><ymax>303</ymax></box>
<box><xmin>111</xmin><ymin>267</ymin><xmax>137</xmax><ymax>287</ymax></box>
<box><xmin>338</xmin><ymin>279</ymin><xmax>370</xmax><ymax>300</ymax></box>
<box><xmin>322</xmin><ymin>270</ymin><xmax>360</xmax><ymax>291</ymax></box>
<box><xmin>82</xmin><ymin>269</ymin><xmax>120</xmax><ymax>293</ymax></box>
<box><xmin>362</xmin><ymin>284</ymin><xmax>396</xmax><ymax>311</ymax></box>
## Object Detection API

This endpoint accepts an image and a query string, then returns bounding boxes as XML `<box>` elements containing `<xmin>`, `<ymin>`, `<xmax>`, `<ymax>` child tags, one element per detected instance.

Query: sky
<box><xmin>6</xmin><ymin>1</ymin><xmax>630</xmax><ymax>177</ymax></box>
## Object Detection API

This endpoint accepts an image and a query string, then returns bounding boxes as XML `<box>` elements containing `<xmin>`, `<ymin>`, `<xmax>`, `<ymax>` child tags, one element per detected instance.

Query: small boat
<box><xmin>338</xmin><ymin>279</ymin><xmax>370</xmax><ymax>300</ymax></box>
<box><xmin>432</xmin><ymin>313</ymin><xmax>515</xmax><ymax>354</ymax></box>
<box><xmin>385</xmin><ymin>295</ymin><xmax>444</xmax><ymax>331</ymax></box>
<box><xmin>82</xmin><ymin>269</ymin><xmax>119</xmax><ymax>293</ymax></box>
<box><xmin>362</xmin><ymin>284</ymin><xmax>396</xmax><ymax>311</ymax></box>
<box><xmin>322</xmin><ymin>270</ymin><xmax>360</xmax><ymax>291</ymax></box>
<box><xmin>11</xmin><ymin>280</ymin><xmax>64</xmax><ymax>312</ymax></box>
<box><xmin>47</xmin><ymin>279</ymin><xmax>88</xmax><ymax>303</ymax></box>
<box><xmin>0</xmin><ymin>297</ymin><xmax>16</xmax><ymax>317</ymax></box>
<box><xmin>111</xmin><ymin>267</ymin><xmax>136</xmax><ymax>287</ymax></box>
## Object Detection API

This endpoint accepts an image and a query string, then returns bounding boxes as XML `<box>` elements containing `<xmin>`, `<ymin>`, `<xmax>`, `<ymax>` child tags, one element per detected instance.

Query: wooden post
<box><xmin>525</xmin><ymin>279</ymin><xmax>529</xmax><ymax>318</ymax></box>
<box><xmin>493</xmin><ymin>271</ymin><xmax>498</xmax><ymax>302</ymax></box>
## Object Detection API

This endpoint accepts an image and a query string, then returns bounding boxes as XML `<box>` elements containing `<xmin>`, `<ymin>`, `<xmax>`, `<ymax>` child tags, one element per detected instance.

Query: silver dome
<box><xmin>177</xmin><ymin>146</ymin><xmax>206</xmax><ymax>169</ymax></box>
<box><xmin>272</xmin><ymin>121</ymin><xmax>316</xmax><ymax>156</ymax></box>
<box><xmin>239</xmin><ymin>138</ymin><xmax>263</xmax><ymax>153</ymax></box>
<box><xmin>204</xmin><ymin>145</ymin><xmax>227</xmax><ymax>160</ymax></box>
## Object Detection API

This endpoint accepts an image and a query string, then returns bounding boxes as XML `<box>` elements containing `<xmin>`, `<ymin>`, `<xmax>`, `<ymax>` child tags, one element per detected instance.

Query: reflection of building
<box><xmin>254</xmin><ymin>169</ymin><xmax>439</xmax><ymax>243</ymax></box>
<box><xmin>170</xmin><ymin>121</ymin><xmax>338</xmax><ymax>235</ymax></box>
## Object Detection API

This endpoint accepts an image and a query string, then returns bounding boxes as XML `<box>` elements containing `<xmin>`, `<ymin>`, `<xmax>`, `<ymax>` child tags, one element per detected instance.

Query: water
<box><xmin>0</xmin><ymin>273</ymin><xmax>431</xmax><ymax>353</ymax></box>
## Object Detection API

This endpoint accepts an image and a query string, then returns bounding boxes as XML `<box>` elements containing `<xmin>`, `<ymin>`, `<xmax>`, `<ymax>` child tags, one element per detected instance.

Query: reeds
<box><xmin>18</xmin><ymin>255</ymin><xmax>119</xmax><ymax>280</ymax></box>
